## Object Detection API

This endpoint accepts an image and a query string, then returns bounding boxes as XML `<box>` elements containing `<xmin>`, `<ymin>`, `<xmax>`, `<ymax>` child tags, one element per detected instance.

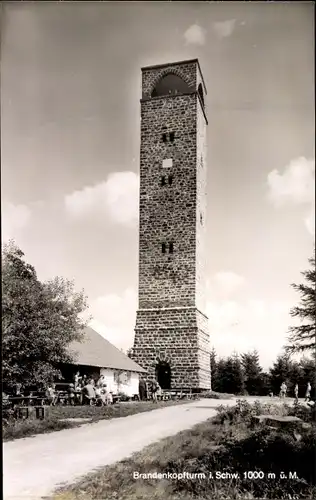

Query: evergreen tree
<box><xmin>2</xmin><ymin>241</ymin><xmax>89</xmax><ymax>389</ymax></box>
<box><xmin>287</xmin><ymin>361</ymin><xmax>303</xmax><ymax>396</ymax></box>
<box><xmin>241</xmin><ymin>350</ymin><xmax>263</xmax><ymax>395</ymax></box>
<box><xmin>260</xmin><ymin>371</ymin><xmax>272</xmax><ymax>396</ymax></box>
<box><xmin>231</xmin><ymin>352</ymin><xmax>246</xmax><ymax>395</ymax></box>
<box><xmin>220</xmin><ymin>353</ymin><xmax>245</xmax><ymax>395</ymax></box>
<box><xmin>298</xmin><ymin>356</ymin><xmax>316</xmax><ymax>399</ymax></box>
<box><xmin>210</xmin><ymin>347</ymin><xmax>217</xmax><ymax>390</ymax></box>
<box><xmin>287</xmin><ymin>249</ymin><xmax>316</xmax><ymax>354</ymax></box>
<box><xmin>269</xmin><ymin>354</ymin><xmax>292</xmax><ymax>395</ymax></box>
<box><xmin>213</xmin><ymin>357</ymin><xmax>226</xmax><ymax>393</ymax></box>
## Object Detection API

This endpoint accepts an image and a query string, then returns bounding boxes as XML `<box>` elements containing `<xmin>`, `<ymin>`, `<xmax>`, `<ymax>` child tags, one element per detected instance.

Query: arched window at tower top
<box><xmin>151</xmin><ymin>73</ymin><xmax>191</xmax><ymax>97</ymax></box>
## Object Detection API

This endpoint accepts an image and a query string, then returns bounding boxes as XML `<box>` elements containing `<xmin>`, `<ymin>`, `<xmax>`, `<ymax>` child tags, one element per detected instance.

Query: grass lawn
<box><xmin>50</xmin><ymin>400</ymin><xmax>316</xmax><ymax>500</ymax></box>
<box><xmin>3</xmin><ymin>399</ymin><xmax>192</xmax><ymax>442</ymax></box>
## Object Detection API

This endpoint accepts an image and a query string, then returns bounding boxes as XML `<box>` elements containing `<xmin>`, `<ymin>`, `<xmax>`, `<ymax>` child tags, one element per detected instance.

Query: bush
<box><xmin>3</xmin><ymin>417</ymin><xmax>76</xmax><ymax>441</ymax></box>
<box><xmin>288</xmin><ymin>402</ymin><xmax>316</xmax><ymax>423</ymax></box>
<box><xmin>165</xmin><ymin>425</ymin><xmax>316</xmax><ymax>498</ymax></box>
<box><xmin>214</xmin><ymin>399</ymin><xmax>290</xmax><ymax>426</ymax></box>
<box><xmin>117</xmin><ymin>392</ymin><xmax>130</xmax><ymax>402</ymax></box>
<box><xmin>199</xmin><ymin>391</ymin><xmax>234</xmax><ymax>400</ymax></box>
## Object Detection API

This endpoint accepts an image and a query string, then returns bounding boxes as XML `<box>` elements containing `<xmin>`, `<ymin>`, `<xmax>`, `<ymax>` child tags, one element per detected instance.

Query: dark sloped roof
<box><xmin>68</xmin><ymin>326</ymin><xmax>146</xmax><ymax>373</ymax></box>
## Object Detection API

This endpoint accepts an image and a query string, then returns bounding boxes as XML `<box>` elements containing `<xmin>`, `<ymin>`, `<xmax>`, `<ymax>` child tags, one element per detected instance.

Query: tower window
<box><xmin>169</xmin><ymin>132</ymin><xmax>175</xmax><ymax>142</ymax></box>
<box><xmin>162</xmin><ymin>243</ymin><xmax>166</xmax><ymax>254</ymax></box>
<box><xmin>162</xmin><ymin>133</ymin><xmax>167</xmax><ymax>143</ymax></box>
<box><xmin>162</xmin><ymin>158</ymin><xmax>173</xmax><ymax>168</ymax></box>
<box><xmin>168</xmin><ymin>175</ymin><xmax>173</xmax><ymax>186</ymax></box>
<box><xmin>198</xmin><ymin>83</ymin><xmax>205</xmax><ymax>108</ymax></box>
<box><xmin>200</xmin><ymin>213</ymin><xmax>203</xmax><ymax>225</ymax></box>
<box><xmin>169</xmin><ymin>242</ymin><xmax>174</xmax><ymax>254</ymax></box>
<box><xmin>151</xmin><ymin>73</ymin><xmax>191</xmax><ymax>98</ymax></box>
<box><xmin>161</xmin><ymin>176</ymin><xmax>166</xmax><ymax>186</ymax></box>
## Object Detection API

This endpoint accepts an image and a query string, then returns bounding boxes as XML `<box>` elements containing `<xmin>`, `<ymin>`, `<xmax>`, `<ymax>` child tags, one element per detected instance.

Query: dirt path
<box><xmin>3</xmin><ymin>398</ymin><xmax>237</xmax><ymax>499</ymax></box>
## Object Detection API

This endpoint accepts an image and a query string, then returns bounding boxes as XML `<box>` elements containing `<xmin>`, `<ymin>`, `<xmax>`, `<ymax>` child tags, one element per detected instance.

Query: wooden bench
<box><xmin>162</xmin><ymin>390</ymin><xmax>200</xmax><ymax>401</ymax></box>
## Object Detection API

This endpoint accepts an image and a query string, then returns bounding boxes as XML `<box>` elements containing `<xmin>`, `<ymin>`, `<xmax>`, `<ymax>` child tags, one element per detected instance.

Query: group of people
<box><xmin>138</xmin><ymin>377</ymin><xmax>162</xmax><ymax>402</ymax></box>
<box><xmin>278</xmin><ymin>381</ymin><xmax>312</xmax><ymax>402</ymax></box>
<box><xmin>44</xmin><ymin>372</ymin><xmax>114</xmax><ymax>406</ymax></box>
<box><xmin>73</xmin><ymin>372</ymin><xmax>113</xmax><ymax>406</ymax></box>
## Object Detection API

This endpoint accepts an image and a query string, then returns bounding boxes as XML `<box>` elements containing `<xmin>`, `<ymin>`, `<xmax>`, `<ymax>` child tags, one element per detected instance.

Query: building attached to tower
<box><xmin>131</xmin><ymin>59</ymin><xmax>211</xmax><ymax>391</ymax></box>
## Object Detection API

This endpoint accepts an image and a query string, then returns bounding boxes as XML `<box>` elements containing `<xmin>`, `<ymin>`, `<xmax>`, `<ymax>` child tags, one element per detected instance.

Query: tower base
<box><xmin>131</xmin><ymin>307</ymin><xmax>211</xmax><ymax>390</ymax></box>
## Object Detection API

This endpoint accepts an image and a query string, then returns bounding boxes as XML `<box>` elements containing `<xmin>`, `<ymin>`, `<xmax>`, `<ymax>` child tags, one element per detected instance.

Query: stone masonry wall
<box><xmin>132</xmin><ymin>60</ymin><xmax>211</xmax><ymax>390</ymax></box>
<box><xmin>138</xmin><ymin>93</ymin><xmax>198</xmax><ymax>309</ymax></box>
<box><xmin>133</xmin><ymin>306</ymin><xmax>210</xmax><ymax>389</ymax></box>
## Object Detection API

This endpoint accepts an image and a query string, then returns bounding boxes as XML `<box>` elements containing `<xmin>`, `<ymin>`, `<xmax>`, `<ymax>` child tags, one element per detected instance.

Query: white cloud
<box><xmin>88</xmin><ymin>288</ymin><xmax>137</xmax><ymax>352</ymax></box>
<box><xmin>207</xmin><ymin>298</ymin><xmax>291</xmax><ymax>369</ymax></box>
<box><xmin>64</xmin><ymin>171</ymin><xmax>139</xmax><ymax>226</ymax></box>
<box><xmin>184</xmin><ymin>24</ymin><xmax>206</xmax><ymax>46</ymax></box>
<box><xmin>86</xmin><ymin>283</ymin><xmax>291</xmax><ymax>369</ymax></box>
<box><xmin>305</xmin><ymin>206</ymin><xmax>315</xmax><ymax>237</ymax></box>
<box><xmin>213</xmin><ymin>271</ymin><xmax>246</xmax><ymax>296</ymax></box>
<box><xmin>267</xmin><ymin>157</ymin><xmax>315</xmax><ymax>238</ymax></box>
<box><xmin>1</xmin><ymin>202</ymin><xmax>31</xmax><ymax>242</ymax></box>
<box><xmin>213</xmin><ymin>19</ymin><xmax>236</xmax><ymax>39</ymax></box>
<box><xmin>267</xmin><ymin>157</ymin><xmax>315</xmax><ymax>207</ymax></box>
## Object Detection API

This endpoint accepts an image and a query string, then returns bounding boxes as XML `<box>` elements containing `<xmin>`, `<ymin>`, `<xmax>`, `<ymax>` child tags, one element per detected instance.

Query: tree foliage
<box><xmin>269</xmin><ymin>353</ymin><xmax>316</xmax><ymax>398</ymax></box>
<box><xmin>287</xmin><ymin>249</ymin><xmax>316</xmax><ymax>354</ymax></box>
<box><xmin>2</xmin><ymin>241</ymin><xmax>89</xmax><ymax>389</ymax></box>
<box><xmin>269</xmin><ymin>353</ymin><xmax>294</xmax><ymax>395</ymax></box>
<box><xmin>210</xmin><ymin>347</ymin><xmax>217</xmax><ymax>388</ymax></box>
<box><xmin>210</xmin><ymin>348</ymin><xmax>315</xmax><ymax>397</ymax></box>
<box><xmin>241</xmin><ymin>350</ymin><xmax>263</xmax><ymax>395</ymax></box>
<box><xmin>211</xmin><ymin>352</ymin><xmax>245</xmax><ymax>395</ymax></box>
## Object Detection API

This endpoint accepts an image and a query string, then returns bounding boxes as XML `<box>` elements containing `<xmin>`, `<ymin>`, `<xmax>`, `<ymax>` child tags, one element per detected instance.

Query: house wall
<box><xmin>100</xmin><ymin>368</ymin><xmax>140</xmax><ymax>397</ymax></box>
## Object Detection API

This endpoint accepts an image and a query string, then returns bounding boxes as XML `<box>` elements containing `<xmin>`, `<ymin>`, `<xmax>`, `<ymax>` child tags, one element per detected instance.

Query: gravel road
<box><xmin>3</xmin><ymin>398</ymin><xmax>238</xmax><ymax>499</ymax></box>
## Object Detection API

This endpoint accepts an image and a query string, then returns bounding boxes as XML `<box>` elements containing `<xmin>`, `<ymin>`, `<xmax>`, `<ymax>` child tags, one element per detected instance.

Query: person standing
<box><xmin>280</xmin><ymin>382</ymin><xmax>287</xmax><ymax>399</ymax></box>
<box><xmin>82</xmin><ymin>380</ymin><xmax>96</xmax><ymax>405</ymax></box>
<box><xmin>46</xmin><ymin>384</ymin><xmax>57</xmax><ymax>406</ymax></box>
<box><xmin>74</xmin><ymin>371</ymin><xmax>82</xmax><ymax>390</ymax></box>
<box><xmin>139</xmin><ymin>377</ymin><xmax>146</xmax><ymax>401</ymax></box>
<box><xmin>151</xmin><ymin>379</ymin><xmax>158</xmax><ymax>403</ymax></box>
<box><xmin>305</xmin><ymin>382</ymin><xmax>311</xmax><ymax>402</ymax></box>
<box><xmin>97</xmin><ymin>375</ymin><xmax>105</xmax><ymax>388</ymax></box>
<box><xmin>68</xmin><ymin>383</ymin><xmax>75</xmax><ymax>406</ymax></box>
<box><xmin>294</xmin><ymin>383</ymin><xmax>299</xmax><ymax>403</ymax></box>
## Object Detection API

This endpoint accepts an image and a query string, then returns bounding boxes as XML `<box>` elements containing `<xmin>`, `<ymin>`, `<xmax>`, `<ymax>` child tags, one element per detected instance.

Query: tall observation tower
<box><xmin>131</xmin><ymin>59</ymin><xmax>211</xmax><ymax>391</ymax></box>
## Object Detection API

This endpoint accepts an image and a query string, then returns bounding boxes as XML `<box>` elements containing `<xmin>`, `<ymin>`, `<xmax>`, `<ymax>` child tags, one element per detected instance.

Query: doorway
<box><xmin>155</xmin><ymin>361</ymin><xmax>171</xmax><ymax>389</ymax></box>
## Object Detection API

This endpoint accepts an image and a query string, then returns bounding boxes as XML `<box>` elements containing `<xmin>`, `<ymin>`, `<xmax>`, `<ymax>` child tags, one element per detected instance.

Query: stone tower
<box><xmin>131</xmin><ymin>59</ymin><xmax>211</xmax><ymax>391</ymax></box>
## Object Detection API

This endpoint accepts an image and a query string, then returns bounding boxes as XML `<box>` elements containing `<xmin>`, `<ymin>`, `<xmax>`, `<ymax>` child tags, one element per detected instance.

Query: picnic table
<box><xmin>7</xmin><ymin>395</ymin><xmax>46</xmax><ymax>406</ymax></box>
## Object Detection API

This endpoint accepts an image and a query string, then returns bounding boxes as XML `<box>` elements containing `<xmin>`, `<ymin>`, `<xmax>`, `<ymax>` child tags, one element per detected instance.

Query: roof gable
<box><xmin>68</xmin><ymin>327</ymin><xmax>146</xmax><ymax>373</ymax></box>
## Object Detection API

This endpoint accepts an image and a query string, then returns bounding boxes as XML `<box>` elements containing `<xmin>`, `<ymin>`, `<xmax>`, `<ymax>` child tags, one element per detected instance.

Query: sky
<box><xmin>1</xmin><ymin>1</ymin><xmax>315</xmax><ymax>370</ymax></box>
